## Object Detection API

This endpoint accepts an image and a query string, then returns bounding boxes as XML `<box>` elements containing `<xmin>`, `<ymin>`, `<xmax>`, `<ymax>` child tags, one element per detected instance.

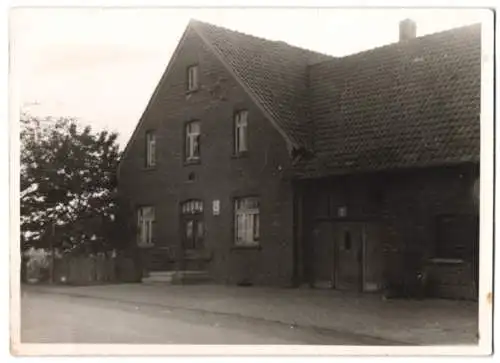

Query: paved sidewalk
<box><xmin>24</xmin><ymin>283</ymin><xmax>478</xmax><ymax>345</ymax></box>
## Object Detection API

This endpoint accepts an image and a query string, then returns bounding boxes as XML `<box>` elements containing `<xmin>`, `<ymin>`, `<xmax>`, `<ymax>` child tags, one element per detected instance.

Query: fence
<box><xmin>25</xmin><ymin>253</ymin><xmax>141</xmax><ymax>285</ymax></box>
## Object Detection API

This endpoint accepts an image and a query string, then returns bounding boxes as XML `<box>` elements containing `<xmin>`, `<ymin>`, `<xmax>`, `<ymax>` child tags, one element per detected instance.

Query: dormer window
<box><xmin>187</xmin><ymin>65</ymin><xmax>199</xmax><ymax>92</ymax></box>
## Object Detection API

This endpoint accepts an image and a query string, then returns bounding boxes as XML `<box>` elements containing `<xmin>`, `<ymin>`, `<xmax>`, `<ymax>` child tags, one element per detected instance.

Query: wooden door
<box><xmin>334</xmin><ymin>222</ymin><xmax>364</xmax><ymax>291</ymax></box>
<box><xmin>180</xmin><ymin>200</ymin><xmax>204</xmax><ymax>251</ymax></box>
<box><xmin>181</xmin><ymin>216</ymin><xmax>204</xmax><ymax>250</ymax></box>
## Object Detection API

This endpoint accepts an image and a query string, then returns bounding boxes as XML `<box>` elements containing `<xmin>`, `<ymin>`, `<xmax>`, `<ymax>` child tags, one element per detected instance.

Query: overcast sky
<box><xmin>11</xmin><ymin>8</ymin><xmax>485</xmax><ymax>147</ymax></box>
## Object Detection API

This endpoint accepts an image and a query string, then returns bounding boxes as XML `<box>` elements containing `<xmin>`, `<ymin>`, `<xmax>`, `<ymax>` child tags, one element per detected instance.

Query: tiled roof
<box><xmin>191</xmin><ymin>20</ymin><xmax>481</xmax><ymax>177</ymax></box>
<box><xmin>191</xmin><ymin>20</ymin><xmax>333</xmax><ymax>149</ymax></box>
<box><xmin>296</xmin><ymin>24</ymin><xmax>481</xmax><ymax>178</ymax></box>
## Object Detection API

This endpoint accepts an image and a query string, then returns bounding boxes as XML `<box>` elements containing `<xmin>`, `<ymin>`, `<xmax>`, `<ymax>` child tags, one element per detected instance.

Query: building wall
<box><xmin>299</xmin><ymin>164</ymin><xmax>479</xmax><ymax>299</ymax></box>
<box><xmin>118</xmin><ymin>27</ymin><xmax>294</xmax><ymax>286</ymax></box>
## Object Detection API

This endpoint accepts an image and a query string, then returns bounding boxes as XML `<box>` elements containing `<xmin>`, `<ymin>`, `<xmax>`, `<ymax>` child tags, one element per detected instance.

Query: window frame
<box><xmin>233</xmin><ymin>196</ymin><xmax>260</xmax><ymax>247</ymax></box>
<box><xmin>434</xmin><ymin>213</ymin><xmax>478</xmax><ymax>261</ymax></box>
<box><xmin>180</xmin><ymin>199</ymin><xmax>204</xmax><ymax>215</ymax></box>
<box><xmin>145</xmin><ymin>130</ymin><xmax>156</xmax><ymax>168</ymax></box>
<box><xmin>184</xmin><ymin>120</ymin><xmax>201</xmax><ymax>163</ymax></box>
<box><xmin>137</xmin><ymin>206</ymin><xmax>155</xmax><ymax>247</ymax></box>
<box><xmin>186</xmin><ymin>64</ymin><xmax>199</xmax><ymax>92</ymax></box>
<box><xmin>234</xmin><ymin>110</ymin><xmax>249</xmax><ymax>156</ymax></box>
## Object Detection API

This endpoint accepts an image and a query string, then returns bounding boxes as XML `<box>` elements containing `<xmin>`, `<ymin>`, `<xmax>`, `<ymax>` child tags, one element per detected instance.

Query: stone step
<box><xmin>142</xmin><ymin>270</ymin><xmax>211</xmax><ymax>285</ymax></box>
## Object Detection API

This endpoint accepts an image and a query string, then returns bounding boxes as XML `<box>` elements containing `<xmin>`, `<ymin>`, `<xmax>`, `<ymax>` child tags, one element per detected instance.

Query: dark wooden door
<box><xmin>182</xmin><ymin>216</ymin><xmax>204</xmax><ymax>250</ymax></box>
<box><xmin>334</xmin><ymin>222</ymin><xmax>364</xmax><ymax>291</ymax></box>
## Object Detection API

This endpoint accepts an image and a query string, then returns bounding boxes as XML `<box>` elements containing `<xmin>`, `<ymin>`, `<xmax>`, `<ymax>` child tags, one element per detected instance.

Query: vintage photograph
<box><xmin>10</xmin><ymin>6</ymin><xmax>493</xmax><ymax>355</ymax></box>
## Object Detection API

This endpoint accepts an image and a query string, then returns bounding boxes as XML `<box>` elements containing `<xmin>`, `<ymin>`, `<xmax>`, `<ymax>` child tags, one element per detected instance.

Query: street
<box><xmin>21</xmin><ymin>290</ymin><xmax>393</xmax><ymax>345</ymax></box>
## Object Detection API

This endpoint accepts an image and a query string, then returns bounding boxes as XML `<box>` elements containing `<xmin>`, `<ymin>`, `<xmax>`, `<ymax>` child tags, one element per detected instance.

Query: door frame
<box><xmin>180</xmin><ymin>214</ymin><xmax>204</xmax><ymax>250</ymax></box>
<box><xmin>332</xmin><ymin>221</ymin><xmax>366</xmax><ymax>292</ymax></box>
<box><xmin>179</xmin><ymin>199</ymin><xmax>205</xmax><ymax>255</ymax></box>
<box><xmin>310</xmin><ymin>218</ymin><xmax>371</xmax><ymax>292</ymax></box>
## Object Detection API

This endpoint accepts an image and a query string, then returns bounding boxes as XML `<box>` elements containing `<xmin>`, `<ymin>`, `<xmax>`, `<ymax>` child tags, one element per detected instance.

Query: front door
<box><xmin>180</xmin><ymin>200</ymin><xmax>204</xmax><ymax>251</ymax></box>
<box><xmin>182</xmin><ymin>217</ymin><xmax>204</xmax><ymax>250</ymax></box>
<box><xmin>334</xmin><ymin>222</ymin><xmax>364</xmax><ymax>291</ymax></box>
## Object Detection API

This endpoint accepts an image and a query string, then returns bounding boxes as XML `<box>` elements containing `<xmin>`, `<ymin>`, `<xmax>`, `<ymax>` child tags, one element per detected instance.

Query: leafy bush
<box><xmin>24</xmin><ymin>247</ymin><xmax>52</xmax><ymax>282</ymax></box>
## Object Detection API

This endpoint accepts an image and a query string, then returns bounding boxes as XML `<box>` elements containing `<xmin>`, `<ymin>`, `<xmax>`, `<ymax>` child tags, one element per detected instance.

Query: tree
<box><xmin>20</xmin><ymin>113</ymin><xmax>124</xmax><ymax>255</ymax></box>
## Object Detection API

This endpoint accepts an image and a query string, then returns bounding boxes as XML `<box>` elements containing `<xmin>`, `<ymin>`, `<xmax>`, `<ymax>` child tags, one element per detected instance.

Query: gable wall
<box><xmin>118</xmin><ymin>27</ymin><xmax>295</xmax><ymax>286</ymax></box>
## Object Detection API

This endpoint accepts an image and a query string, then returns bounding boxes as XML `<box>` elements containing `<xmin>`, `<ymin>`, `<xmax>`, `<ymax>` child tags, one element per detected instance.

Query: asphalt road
<box><xmin>20</xmin><ymin>290</ymin><xmax>392</xmax><ymax>345</ymax></box>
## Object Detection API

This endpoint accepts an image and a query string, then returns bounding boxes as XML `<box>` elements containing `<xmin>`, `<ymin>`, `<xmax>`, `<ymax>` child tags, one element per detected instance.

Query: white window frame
<box><xmin>137</xmin><ymin>206</ymin><xmax>155</xmax><ymax>246</ymax></box>
<box><xmin>146</xmin><ymin>131</ymin><xmax>156</xmax><ymax>167</ymax></box>
<box><xmin>187</xmin><ymin>65</ymin><xmax>199</xmax><ymax>91</ymax></box>
<box><xmin>234</xmin><ymin>197</ymin><xmax>260</xmax><ymax>246</ymax></box>
<box><xmin>234</xmin><ymin>110</ymin><xmax>248</xmax><ymax>154</ymax></box>
<box><xmin>185</xmin><ymin>121</ymin><xmax>200</xmax><ymax>161</ymax></box>
<box><xmin>181</xmin><ymin>199</ymin><xmax>204</xmax><ymax>215</ymax></box>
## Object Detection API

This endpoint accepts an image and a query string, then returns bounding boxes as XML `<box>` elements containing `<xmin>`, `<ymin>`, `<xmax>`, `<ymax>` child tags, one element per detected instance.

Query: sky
<box><xmin>10</xmin><ymin>7</ymin><xmax>486</xmax><ymax>148</ymax></box>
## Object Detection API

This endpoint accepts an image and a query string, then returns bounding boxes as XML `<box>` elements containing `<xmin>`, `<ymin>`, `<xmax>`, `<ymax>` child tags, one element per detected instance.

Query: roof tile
<box><xmin>190</xmin><ymin>20</ymin><xmax>481</xmax><ymax>177</ymax></box>
<box><xmin>296</xmin><ymin>24</ymin><xmax>481</xmax><ymax>178</ymax></box>
<box><xmin>191</xmin><ymin>20</ymin><xmax>333</xmax><ymax>149</ymax></box>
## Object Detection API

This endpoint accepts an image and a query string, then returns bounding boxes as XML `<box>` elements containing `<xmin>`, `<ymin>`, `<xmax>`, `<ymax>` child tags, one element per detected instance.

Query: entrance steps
<box><xmin>142</xmin><ymin>270</ymin><xmax>211</xmax><ymax>285</ymax></box>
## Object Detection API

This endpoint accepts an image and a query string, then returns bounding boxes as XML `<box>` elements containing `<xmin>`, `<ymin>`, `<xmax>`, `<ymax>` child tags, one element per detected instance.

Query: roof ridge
<box><xmin>310</xmin><ymin>22</ymin><xmax>481</xmax><ymax>67</ymax></box>
<box><xmin>189</xmin><ymin>18</ymin><xmax>334</xmax><ymax>59</ymax></box>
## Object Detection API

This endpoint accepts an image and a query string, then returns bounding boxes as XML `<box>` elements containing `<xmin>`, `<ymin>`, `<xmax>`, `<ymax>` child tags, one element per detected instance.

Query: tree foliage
<box><xmin>20</xmin><ymin>113</ymin><xmax>125</xmax><ymax>254</ymax></box>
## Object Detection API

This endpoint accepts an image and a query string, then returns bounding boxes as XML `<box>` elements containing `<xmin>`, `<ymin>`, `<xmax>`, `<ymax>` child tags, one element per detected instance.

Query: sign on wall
<box><xmin>212</xmin><ymin>200</ymin><xmax>220</xmax><ymax>216</ymax></box>
<box><xmin>338</xmin><ymin>206</ymin><xmax>347</xmax><ymax>218</ymax></box>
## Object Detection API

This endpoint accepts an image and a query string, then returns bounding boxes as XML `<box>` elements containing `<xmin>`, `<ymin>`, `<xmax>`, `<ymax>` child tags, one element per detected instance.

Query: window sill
<box><xmin>142</xmin><ymin>166</ymin><xmax>157</xmax><ymax>171</ymax></box>
<box><xmin>428</xmin><ymin>258</ymin><xmax>465</xmax><ymax>265</ymax></box>
<box><xmin>231</xmin><ymin>152</ymin><xmax>249</xmax><ymax>159</ymax></box>
<box><xmin>184</xmin><ymin>159</ymin><xmax>201</xmax><ymax>166</ymax></box>
<box><xmin>231</xmin><ymin>244</ymin><xmax>261</xmax><ymax>251</ymax></box>
<box><xmin>185</xmin><ymin>88</ymin><xmax>199</xmax><ymax>95</ymax></box>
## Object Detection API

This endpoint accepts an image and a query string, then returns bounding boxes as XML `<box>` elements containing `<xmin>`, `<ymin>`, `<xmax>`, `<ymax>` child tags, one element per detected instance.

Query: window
<box><xmin>181</xmin><ymin>199</ymin><xmax>204</xmax><ymax>214</ymax></box>
<box><xmin>145</xmin><ymin>131</ymin><xmax>156</xmax><ymax>167</ymax></box>
<box><xmin>185</xmin><ymin>122</ymin><xmax>200</xmax><ymax>161</ymax></box>
<box><xmin>435</xmin><ymin>214</ymin><xmax>478</xmax><ymax>260</ymax></box>
<box><xmin>185</xmin><ymin>121</ymin><xmax>201</xmax><ymax>161</ymax></box>
<box><xmin>343</xmin><ymin>231</ymin><xmax>351</xmax><ymax>251</ymax></box>
<box><xmin>234</xmin><ymin>110</ymin><xmax>248</xmax><ymax>154</ymax></box>
<box><xmin>187</xmin><ymin>65</ymin><xmax>199</xmax><ymax>91</ymax></box>
<box><xmin>234</xmin><ymin>197</ymin><xmax>260</xmax><ymax>246</ymax></box>
<box><xmin>137</xmin><ymin>206</ymin><xmax>155</xmax><ymax>246</ymax></box>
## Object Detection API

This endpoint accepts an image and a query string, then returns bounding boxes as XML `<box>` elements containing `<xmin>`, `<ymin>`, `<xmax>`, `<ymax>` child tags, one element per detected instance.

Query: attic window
<box><xmin>234</xmin><ymin>110</ymin><xmax>248</xmax><ymax>154</ymax></box>
<box><xmin>187</xmin><ymin>65</ymin><xmax>199</xmax><ymax>92</ymax></box>
<box><xmin>145</xmin><ymin>131</ymin><xmax>156</xmax><ymax>168</ymax></box>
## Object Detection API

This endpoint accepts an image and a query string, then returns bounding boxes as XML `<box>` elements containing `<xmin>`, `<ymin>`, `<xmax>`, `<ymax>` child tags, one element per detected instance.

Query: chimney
<box><xmin>399</xmin><ymin>18</ymin><xmax>417</xmax><ymax>41</ymax></box>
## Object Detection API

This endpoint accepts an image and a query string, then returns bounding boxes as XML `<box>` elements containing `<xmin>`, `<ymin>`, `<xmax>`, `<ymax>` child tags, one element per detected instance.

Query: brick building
<box><xmin>117</xmin><ymin>19</ymin><xmax>481</xmax><ymax>299</ymax></box>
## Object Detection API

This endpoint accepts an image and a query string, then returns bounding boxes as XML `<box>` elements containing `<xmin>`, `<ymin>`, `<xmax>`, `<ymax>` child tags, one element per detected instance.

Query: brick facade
<box><xmin>118</xmin><ymin>27</ymin><xmax>295</xmax><ymax>286</ymax></box>
<box><xmin>118</xmin><ymin>21</ymin><xmax>480</xmax><ymax>299</ymax></box>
